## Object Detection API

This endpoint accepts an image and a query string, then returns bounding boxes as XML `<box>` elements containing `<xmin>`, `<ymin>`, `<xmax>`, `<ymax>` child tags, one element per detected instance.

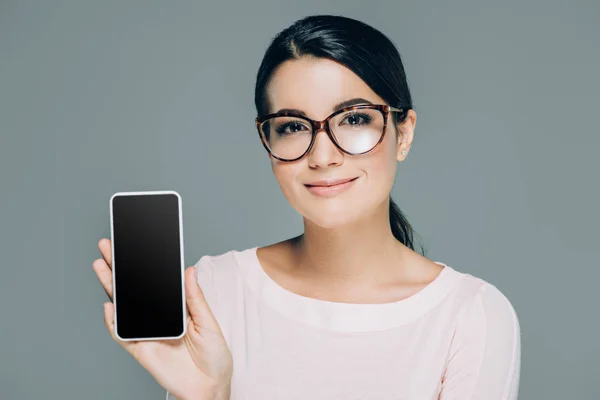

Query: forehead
<box><xmin>266</xmin><ymin>57</ymin><xmax>385</xmax><ymax>119</ymax></box>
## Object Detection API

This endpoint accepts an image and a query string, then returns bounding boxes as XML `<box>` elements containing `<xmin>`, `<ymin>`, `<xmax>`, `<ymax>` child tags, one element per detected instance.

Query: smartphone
<box><xmin>109</xmin><ymin>190</ymin><xmax>187</xmax><ymax>341</ymax></box>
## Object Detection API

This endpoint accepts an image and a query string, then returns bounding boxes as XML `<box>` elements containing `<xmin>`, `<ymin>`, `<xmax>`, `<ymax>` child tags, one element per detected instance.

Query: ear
<box><xmin>396</xmin><ymin>109</ymin><xmax>416</xmax><ymax>162</ymax></box>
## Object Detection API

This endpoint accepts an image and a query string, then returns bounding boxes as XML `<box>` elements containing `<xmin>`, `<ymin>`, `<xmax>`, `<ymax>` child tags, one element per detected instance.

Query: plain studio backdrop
<box><xmin>1</xmin><ymin>0</ymin><xmax>598</xmax><ymax>399</ymax></box>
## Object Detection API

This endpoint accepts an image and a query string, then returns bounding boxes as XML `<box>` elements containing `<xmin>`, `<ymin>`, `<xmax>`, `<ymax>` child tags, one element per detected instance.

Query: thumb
<box><xmin>185</xmin><ymin>266</ymin><xmax>222</xmax><ymax>334</ymax></box>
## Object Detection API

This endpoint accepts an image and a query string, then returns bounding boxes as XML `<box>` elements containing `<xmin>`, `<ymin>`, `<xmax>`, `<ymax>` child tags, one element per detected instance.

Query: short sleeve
<box><xmin>440</xmin><ymin>282</ymin><xmax>521</xmax><ymax>400</ymax></box>
<box><xmin>165</xmin><ymin>255</ymin><xmax>217</xmax><ymax>400</ymax></box>
<box><xmin>193</xmin><ymin>255</ymin><xmax>218</xmax><ymax>309</ymax></box>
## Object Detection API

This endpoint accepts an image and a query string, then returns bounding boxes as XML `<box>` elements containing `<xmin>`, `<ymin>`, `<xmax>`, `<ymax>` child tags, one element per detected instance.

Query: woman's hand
<box><xmin>93</xmin><ymin>238</ymin><xmax>233</xmax><ymax>400</ymax></box>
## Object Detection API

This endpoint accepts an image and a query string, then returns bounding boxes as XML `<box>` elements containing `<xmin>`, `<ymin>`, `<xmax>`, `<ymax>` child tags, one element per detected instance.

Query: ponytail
<box><xmin>389</xmin><ymin>197</ymin><xmax>427</xmax><ymax>256</ymax></box>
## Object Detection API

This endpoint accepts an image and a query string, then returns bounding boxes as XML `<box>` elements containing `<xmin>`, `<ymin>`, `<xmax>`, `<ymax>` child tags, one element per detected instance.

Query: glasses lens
<box><xmin>260</xmin><ymin>116</ymin><xmax>313</xmax><ymax>160</ymax></box>
<box><xmin>259</xmin><ymin>108</ymin><xmax>386</xmax><ymax>160</ymax></box>
<box><xmin>329</xmin><ymin>108</ymin><xmax>385</xmax><ymax>154</ymax></box>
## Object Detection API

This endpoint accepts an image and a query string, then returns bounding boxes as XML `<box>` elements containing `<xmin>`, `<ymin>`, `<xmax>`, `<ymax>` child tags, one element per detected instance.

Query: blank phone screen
<box><xmin>111</xmin><ymin>193</ymin><xmax>185</xmax><ymax>340</ymax></box>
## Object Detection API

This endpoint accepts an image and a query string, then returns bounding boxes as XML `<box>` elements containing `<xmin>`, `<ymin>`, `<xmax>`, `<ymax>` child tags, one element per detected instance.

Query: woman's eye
<box><xmin>276</xmin><ymin>121</ymin><xmax>308</xmax><ymax>135</ymax></box>
<box><xmin>342</xmin><ymin>113</ymin><xmax>371</xmax><ymax>126</ymax></box>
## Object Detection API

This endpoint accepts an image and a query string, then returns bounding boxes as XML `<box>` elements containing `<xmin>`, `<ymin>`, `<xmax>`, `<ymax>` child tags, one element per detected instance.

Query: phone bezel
<box><xmin>109</xmin><ymin>190</ymin><xmax>188</xmax><ymax>341</ymax></box>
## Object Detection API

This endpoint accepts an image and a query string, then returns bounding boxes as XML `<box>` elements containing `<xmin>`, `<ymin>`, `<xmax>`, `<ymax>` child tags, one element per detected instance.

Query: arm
<box><xmin>440</xmin><ymin>282</ymin><xmax>521</xmax><ymax>399</ymax></box>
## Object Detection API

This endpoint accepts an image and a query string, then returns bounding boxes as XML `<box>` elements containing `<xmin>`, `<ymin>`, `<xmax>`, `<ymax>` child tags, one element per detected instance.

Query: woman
<box><xmin>94</xmin><ymin>14</ymin><xmax>521</xmax><ymax>400</ymax></box>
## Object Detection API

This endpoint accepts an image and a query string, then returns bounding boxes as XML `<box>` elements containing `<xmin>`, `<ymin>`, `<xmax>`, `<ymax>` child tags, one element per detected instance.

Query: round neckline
<box><xmin>234</xmin><ymin>246</ymin><xmax>463</xmax><ymax>333</ymax></box>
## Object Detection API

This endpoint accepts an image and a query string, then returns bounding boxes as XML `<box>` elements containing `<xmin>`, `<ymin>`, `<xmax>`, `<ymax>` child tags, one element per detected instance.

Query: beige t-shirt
<box><xmin>167</xmin><ymin>246</ymin><xmax>521</xmax><ymax>400</ymax></box>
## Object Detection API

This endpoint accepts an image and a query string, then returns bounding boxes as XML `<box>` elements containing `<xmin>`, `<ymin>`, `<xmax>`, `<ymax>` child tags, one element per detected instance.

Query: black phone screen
<box><xmin>110</xmin><ymin>192</ymin><xmax>185</xmax><ymax>340</ymax></box>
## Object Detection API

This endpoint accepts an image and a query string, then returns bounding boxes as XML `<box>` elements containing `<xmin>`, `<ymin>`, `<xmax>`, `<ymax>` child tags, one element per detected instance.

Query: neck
<box><xmin>291</xmin><ymin>198</ymin><xmax>408</xmax><ymax>284</ymax></box>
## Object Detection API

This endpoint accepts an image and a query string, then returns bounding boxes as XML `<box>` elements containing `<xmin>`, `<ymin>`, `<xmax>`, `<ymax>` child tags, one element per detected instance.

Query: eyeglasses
<box><xmin>255</xmin><ymin>104</ymin><xmax>409</xmax><ymax>162</ymax></box>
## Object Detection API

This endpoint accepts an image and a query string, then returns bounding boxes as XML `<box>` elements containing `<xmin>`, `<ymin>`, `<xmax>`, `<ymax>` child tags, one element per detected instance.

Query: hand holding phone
<box><xmin>92</xmin><ymin>191</ymin><xmax>233</xmax><ymax>399</ymax></box>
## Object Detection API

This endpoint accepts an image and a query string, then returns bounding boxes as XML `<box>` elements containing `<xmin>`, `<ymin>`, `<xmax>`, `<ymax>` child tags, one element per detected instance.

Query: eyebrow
<box><xmin>275</xmin><ymin>98</ymin><xmax>374</xmax><ymax>117</ymax></box>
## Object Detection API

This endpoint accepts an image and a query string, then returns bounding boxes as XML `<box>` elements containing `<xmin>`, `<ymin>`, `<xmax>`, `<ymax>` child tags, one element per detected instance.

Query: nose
<box><xmin>307</xmin><ymin>127</ymin><xmax>344</xmax><ymax>168</ymax></box>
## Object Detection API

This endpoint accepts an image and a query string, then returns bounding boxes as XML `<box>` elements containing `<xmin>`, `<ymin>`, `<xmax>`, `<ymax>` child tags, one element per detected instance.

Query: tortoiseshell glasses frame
<box><xmin>255</xmin><ymin>104</ymin><xmax>409</xmax><ymax>162</ymax></box>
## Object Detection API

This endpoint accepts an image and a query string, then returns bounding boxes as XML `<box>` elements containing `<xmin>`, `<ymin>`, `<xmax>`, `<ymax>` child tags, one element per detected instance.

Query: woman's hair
<box><xmin>254</xmin><ymin>14</ymin><xmax>427</xmax><ymax>256</ymax></box>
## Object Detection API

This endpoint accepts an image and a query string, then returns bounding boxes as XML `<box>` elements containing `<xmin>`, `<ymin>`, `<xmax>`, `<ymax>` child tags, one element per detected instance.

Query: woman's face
<box><xmin>265</xmin><ymin>57</ymin><xmax>415</xmax><ymax>229</ymax></box>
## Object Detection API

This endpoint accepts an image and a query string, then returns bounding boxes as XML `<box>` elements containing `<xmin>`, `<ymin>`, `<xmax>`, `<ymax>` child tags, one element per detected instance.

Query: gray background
<box><xmin>1</xmin><ymin>0</ymin><xmax>598</xmax><ymax>399</ymax></box>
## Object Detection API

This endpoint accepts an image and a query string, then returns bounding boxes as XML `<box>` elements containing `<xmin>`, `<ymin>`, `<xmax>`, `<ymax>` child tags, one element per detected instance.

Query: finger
<box><xmin>98</xmin><ymin>238</ymin><xmax>112</xmax><ymax>268</ymax></box>
<box><xmin>93</xmin><ymin>258</ymin><xmax>113</xmax><ymax>301</ymax></box>
<box><xmin>103</xmin><ymin>302</ymin><xmax>138</xmax><ymax>354</ymax></box>
<box><xmin>185</xmin><ymin>266</ymin><xmax>222</xmax><ymax>334</ymax></box>
<box><xmin>103</xmin><ymin>302</ymin><xmax>118</xmax><ymax>340</ymax></box>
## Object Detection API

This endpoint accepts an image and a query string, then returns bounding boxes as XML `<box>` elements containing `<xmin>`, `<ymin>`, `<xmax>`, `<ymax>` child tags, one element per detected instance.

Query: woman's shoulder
<box><xmin>194</xmin><ymin>238</ymin><xmax>294</xmax><ymax>277</ymax></box>
<box><xmin>443</xmin><ymin>266</ymin><xmax>521</xmax><ymax>381</ymax></box>
<box><xmin>193</xmin><ymin>245</ymin><xmax>256</xmax><ymax>277</ymax></box>
<box><xmin>444</xmin><ymin>265</ymin><xmax>520</xmax><ymax>331</ymax></box>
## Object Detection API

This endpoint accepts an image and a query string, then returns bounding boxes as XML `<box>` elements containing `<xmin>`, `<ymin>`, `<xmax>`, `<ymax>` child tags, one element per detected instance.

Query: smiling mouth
<box><xmin>305</xmin><ymin>177</ymin><xmax>359</xmax><ymax>187</ymax></box>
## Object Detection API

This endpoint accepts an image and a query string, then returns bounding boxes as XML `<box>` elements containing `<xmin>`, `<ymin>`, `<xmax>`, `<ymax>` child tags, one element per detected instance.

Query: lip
<box><xmin>305</xmin><ymin>177</ymin><xmax>358</xmax><ymax>187</ymax></box>
<box><xmin>304</xmin><ymin>177</ymin><xmax>359</xmax><ymax>197</ymax></box>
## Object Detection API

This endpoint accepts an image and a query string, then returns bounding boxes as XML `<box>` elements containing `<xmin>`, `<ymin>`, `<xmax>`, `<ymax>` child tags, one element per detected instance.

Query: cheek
<box><xmin>361</xmin><ymin>132</ymin><xmax>399</xmax><ymax>189</ymax></box>
<box><xmin>271</xmin><ymin>160</ymin><xmax>301</xmax><ymax>201</ymax></box>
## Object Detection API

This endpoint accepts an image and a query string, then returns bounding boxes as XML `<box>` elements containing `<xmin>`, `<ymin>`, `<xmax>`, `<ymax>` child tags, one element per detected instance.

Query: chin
<box><xmin>303</xmin><ymin>208</ymin><xmax>362</xmax><ymax>229</ymax></box>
